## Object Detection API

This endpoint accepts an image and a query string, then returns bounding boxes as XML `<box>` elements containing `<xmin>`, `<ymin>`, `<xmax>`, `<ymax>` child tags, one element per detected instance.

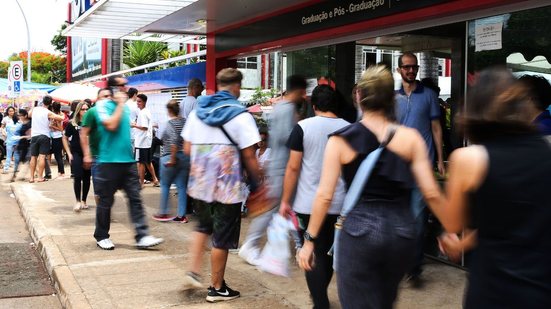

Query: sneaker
<box><xmin>152</xmin><ymin>214</ymin><xmax>175</xmax><ymax>222</ymax></box>
<box><xmin>44</xmin><ymin>174</ymin><xmax>52</xmax><ymax>180</ymax></box>
<box><xmin>182</xmin><ymin>271</ymin><xmax>203</xmax><ymax>290</ymax></box>
<box><xmin>206</xmin><ymin>281</ymin><xmax>240</xmax><ymax>303</ymax></box>
<box><xmin>172</xmin><ymin>216</ymin><xmax>188</xmax><ymax>223</ymax></box>
<box><xmin>97</xmin><ymin>239</ymin><xmax>115</xmax><ymax>250</ymax></box>
<box><xmin>136</xmin><ymin>235</ymin><xmax>164</xmax><ymax>249</ymax></box>
<box><xmin>238</xmin><ymin>241</ymin><xmax>261</xmax><ymax>266</ymax></box>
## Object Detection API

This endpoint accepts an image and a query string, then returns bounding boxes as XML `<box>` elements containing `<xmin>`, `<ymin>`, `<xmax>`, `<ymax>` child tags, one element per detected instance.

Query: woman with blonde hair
<box><xmin>297</xmin><ymin>65</ymin><xmax>444</xmax><ymax>308</ymax></box>
<box><xmin>63</xmin><ymin>101</ymin><xmax>92</xmax><ymax>212</ymax></box>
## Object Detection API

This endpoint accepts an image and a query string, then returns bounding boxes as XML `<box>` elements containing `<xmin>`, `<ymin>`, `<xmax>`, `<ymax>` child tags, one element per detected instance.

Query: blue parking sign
<box><xmin>14</xmin><ymin>81</ymin><xmax>21</xmax><ymax>93</ymax></box>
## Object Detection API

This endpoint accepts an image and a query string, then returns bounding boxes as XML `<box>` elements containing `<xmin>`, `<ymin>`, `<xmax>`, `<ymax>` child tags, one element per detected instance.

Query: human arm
<box><xmin>97</xmin><ymin>96</ymin><xmax>127</xmax><ymax>132</ymax></box>
<box><xmin>279</xmin><ymin>150</ymin><xmax>303</xmax><ymax>217</ymax></box>
<box><xmin>62</xmin><ymin>135</ymin><xmax>73</xmax><ymax>163</ymax></box>
<box><xmin>431</xmin><ymin>119</ymin><xmax>445</xmax><ymax>176</ymax></box>
<box><xmin>438</xmin><ymin>146</ymin><xmax>488</xmax><ymax>233</ymax></box>
<box><xmin>80</xmin><ymin>126</ymin><xmax>92</xmax><ymax>170</ymax></box>
<box><xmin>297</xmin><ymin>136</ymin><xmax>344</xmax><ymax>271</ymax></box>
<box><xmin>48</xmin><ymin>111</ymin><xmax>65</xmax><ymax>122</ymax></box>
<box><xmin>183</xmin><ymin>141</ymin><xmax>191</xmax><ymax>156</ymax></box>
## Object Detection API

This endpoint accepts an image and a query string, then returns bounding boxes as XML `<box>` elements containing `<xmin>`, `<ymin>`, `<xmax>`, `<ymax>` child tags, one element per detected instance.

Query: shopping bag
<box><xmin>258</xmin><ymin>213</ymin><xmax>296</xmax><ymax>277</ymax></box>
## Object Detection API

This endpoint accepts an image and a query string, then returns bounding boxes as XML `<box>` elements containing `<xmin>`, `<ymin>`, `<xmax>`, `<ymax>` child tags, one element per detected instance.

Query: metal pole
<box><xmin>15</xmin><ymin>0</ymin><xmax>31</xmax><ymax>82</ymax></box>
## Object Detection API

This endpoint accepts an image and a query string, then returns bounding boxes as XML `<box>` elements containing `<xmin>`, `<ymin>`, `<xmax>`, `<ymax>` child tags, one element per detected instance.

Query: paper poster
<box><xmin>475</xmin><ymin>22</ymin><xmax>503</xmax><ymax>52</ymax></box>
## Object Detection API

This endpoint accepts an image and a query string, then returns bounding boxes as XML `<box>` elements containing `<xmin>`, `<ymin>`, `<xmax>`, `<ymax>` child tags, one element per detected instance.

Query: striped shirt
<box><xmin>161</xmin><ymin>117</ymin><xmax>185</xmax><ymax>157</ymax></box>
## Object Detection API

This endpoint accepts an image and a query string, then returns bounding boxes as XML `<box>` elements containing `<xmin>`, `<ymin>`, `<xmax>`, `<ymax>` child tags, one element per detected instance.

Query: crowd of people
<box><xmin>1</xmin><ymin>58</ymin><xmax>550</xmax><ymax>308</ymax></box>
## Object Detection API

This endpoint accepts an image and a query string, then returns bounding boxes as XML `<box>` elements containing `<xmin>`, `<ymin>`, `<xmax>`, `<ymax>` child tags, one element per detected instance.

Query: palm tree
<box><xmin>123</xmin><ymin>41</ymin><xmax>167</xmax><ymax>73</ymax></box>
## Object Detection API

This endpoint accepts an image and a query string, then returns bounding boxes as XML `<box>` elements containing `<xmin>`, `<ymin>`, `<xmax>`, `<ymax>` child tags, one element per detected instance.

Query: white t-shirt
<box><xmin>181</xmin><ymin>111</ymin><xmax>261</xmax><ymax>204</ymax></box>
<box><xmin>134</xmin><ymin>108</ymin><xmax>152</xmax><ymax>148</ymax></box>
<box><xmin>126</xmin><ymin>99</ymin><xmax>139</xmax><ymax>139</ymax></box>
<box><xmin>256</xmin><ymin>148</ymin><xmax>271</xmax><ymax>169</ymax></box>
<box><xmin>31</xmin><ymin>106</ymin><xmax>51</xmax><ymax>137</ymax></box>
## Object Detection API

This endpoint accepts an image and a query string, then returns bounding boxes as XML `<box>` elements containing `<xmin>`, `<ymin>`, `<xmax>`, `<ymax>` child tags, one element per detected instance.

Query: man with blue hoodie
<box><xmin>181</xmin><ymin>68</ymin><xmax>263</xmax><ymax>303</ymax></box>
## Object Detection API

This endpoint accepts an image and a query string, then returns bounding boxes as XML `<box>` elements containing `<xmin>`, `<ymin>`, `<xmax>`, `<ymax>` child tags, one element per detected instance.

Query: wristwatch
<box><xmin>303</xmin><ymin>231</ymin><xmax>317</xmax><ymax>243</ymax></box>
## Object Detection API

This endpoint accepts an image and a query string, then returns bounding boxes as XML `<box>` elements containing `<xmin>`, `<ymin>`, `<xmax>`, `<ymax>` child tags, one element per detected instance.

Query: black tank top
<box><xmin>466</xmin><ymin>134</ymin><xmax>551</xmax><ymax>308</ymax></box>
<box><xmin>331</xmin><ymin>122</ymin><xmax>414</xmax><ymax>202</ymax></box>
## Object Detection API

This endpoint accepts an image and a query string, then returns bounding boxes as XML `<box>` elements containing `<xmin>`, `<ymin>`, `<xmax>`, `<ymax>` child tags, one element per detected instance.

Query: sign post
<box><xmin>8</xmin><ymin>61</ymin><xmax>24</xmax><ymax>98</ymax></box>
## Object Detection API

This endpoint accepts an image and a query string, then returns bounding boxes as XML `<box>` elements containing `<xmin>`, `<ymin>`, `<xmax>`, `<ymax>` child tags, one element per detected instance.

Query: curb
<box><xmin>11</xmin><ymin>183</ymin><xmax>92</xmax><ymax>309</ymax></box>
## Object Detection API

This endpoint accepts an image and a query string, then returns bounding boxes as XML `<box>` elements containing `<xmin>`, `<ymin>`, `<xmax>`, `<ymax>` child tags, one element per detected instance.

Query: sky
<box><xmin>0</xmin><ymin>0</ymin><xmax>68</xmax><ymax>61</ymax></box>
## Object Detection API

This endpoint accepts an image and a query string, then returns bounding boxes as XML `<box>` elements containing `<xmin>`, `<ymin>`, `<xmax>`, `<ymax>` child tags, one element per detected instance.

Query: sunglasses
<box><xmin>400</xmin><ymin>65</ymin><xmax>420</xmax><ymax>70</ymax></box>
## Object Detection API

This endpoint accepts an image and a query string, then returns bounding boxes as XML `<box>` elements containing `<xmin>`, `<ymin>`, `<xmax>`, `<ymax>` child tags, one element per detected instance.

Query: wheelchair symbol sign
<box><xmin>14</xmin><ymin>81</ymin><xmax>21</xmax><ymax>93</ymax></box>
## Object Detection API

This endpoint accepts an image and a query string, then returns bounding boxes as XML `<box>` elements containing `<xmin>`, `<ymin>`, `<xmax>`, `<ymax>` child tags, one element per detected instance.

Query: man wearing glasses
<box><xmin>396</xmin><ymin>52</ymin><xmax>444</xmax><ymax>287</ymax></box>
<box><xmin>87</xmin><ymin>75</ymin><xmax>163</xmax><ymax>250</ymax></box>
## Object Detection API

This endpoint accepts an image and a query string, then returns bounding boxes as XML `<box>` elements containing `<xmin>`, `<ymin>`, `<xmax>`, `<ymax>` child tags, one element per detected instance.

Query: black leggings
<box><xmin>51</xmin><ymin>137</ymin><xmax>65</xmax><ymax>174</ymax></box>
<box><xmin>297</xmin><ymin>213</ymin><xmax>338</xmax><ymax>309</ymax></box>
<box><xmin>71</xmin><ymin>153</ymin><xmax>91</xmax><ymax>202</ymax></box>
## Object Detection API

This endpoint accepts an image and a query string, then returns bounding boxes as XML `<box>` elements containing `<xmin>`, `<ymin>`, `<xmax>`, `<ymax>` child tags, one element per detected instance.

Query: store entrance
<box><xmin>354</xmin><ymin>22</ymin><xmax>467</xmax><ymax>267</ymax></box>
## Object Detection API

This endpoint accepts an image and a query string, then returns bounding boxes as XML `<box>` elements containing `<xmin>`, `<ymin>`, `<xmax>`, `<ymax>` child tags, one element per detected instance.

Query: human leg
<box><xmin>158</xmin><ymin>156</ymin><xmax>175</xmax><ymax>215</ymax></box>
<box><xmin>120</xmin><ymin>163</ymin><xmax>149</xmax><ymax>242</ymax></box>
<box><xmin>93</xmin><ymin>163</ymin><xmax>119</xmax><ymax>242</ymax></box>
<box><xmin>37</xmin><ymin>154</ymin><xmax>46</xmax><ymax>180</ymax></box>
<box><xmin>175</xmin><ymin>154</ymin><xmax>190</xmax><ymax>217</ymax></box>
<box><xmin>146</xmin><ymin>162</ymin><xmax>159</xmax><ymax>184</ymax></box>
<box><xmin>81</xmin><ymin>168</ymin><xmax>91</xmax><ymax>207</ymax></box>
<box><xmin>297</xmin><ymin>213</ymin><xmax>338</xmax><ymax>309</ymax></box>
<box><xmin>238</xmin><ymin>205</ymin><xmax>278</xmax><ymax>265</ymax></box>
<box><xmin>3</xmin><ymin>145</ymin><xmax>14</xmax><ymax>172</ymax></box>
<box><xmin>52</xmin><ymin>137</ymin><xmax>65</xmax><ymax>175</ymax></box>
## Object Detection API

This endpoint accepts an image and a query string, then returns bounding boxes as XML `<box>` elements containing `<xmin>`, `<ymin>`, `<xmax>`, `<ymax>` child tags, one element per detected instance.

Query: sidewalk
<box><xmin>4</xmin><ymin>169</ymin><xmax>466</xmax><ymax>309</ymax></box>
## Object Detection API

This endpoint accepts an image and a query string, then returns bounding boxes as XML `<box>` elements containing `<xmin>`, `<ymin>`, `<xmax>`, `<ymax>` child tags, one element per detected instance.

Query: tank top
<box><xmin>466</xmin><ymin>134</ymin><xmax>551</xmax><ymax>308</ymax></box>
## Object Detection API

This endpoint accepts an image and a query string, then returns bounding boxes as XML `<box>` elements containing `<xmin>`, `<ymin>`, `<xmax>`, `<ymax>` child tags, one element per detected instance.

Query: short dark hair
<box><xmin>18</xmin><ymin>108</ymin><xmax>28</xmax><ymax>118</ymax></box>
<box><xmin>84</xmin><ymin>98</ymin><xmax>93</xmax><ymax>105</ymax></box>
<box><xmin>97</xmin><ymin>88</ymin><xmax>113</xmax><ymax>97</ymax></box>
<box><xmin>311</xmin><ymin>85</ymin><xmax>338</xmax><ymax>113</ymax></box>
<box><xmin>286</xmin><ymin>75</ymin><xmax>307</xmax><ymax>92</ymax></box>
<box><xmin>519</xmin><ymin>75</ymin><xmax>551</xmax><ymax>111</ymax></box>
<box><xmin>127</xmin><ymin>87</ymin><xmax>138</xmax><ymax>98</ymax></box>
<box><xmin>70</xmin><ymin>100</ymin><xmax>80</xmax><ymax>112</ymax></box>
<box><xmin>216</xmin><ymin>68</ymin><xmax>243</xmax><ymax>87</ymax></box>
<box><xmin>166</xmin><ymin>99</ymin><xmax>180</xmax><ymax>116</ymax></box>
<box><xmin>398</xmin><ymin>52</ymin><xmax>417</xmax><ymax>67</ymax></box>
<box><xmin>42</xmin><ymin>95</ymin><xmax>53</xmax><ymax>106</ymax></box>
<box><xmin>137</xmin><ymin>93</ymin><xmax>148</xmax><ymax>103</ymax></box>
<box><xmin>51</xmin><ymin>101</ymin><xmax>61</xmax><ymax>113</ymax></box>
<box><xmin>107</xmin><ymin>75</ymin><xmax>124</xmax><ymax>87</ymax></box>
<box><xmin>188</xmin><ymin>78</ymin><xmax>203</xmax><ymax>89</ymax></box>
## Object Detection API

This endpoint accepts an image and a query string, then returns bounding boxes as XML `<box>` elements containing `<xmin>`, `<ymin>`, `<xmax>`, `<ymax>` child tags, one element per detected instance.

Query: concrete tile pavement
<box><xmin>5</xmin><ymin>172</ymin><xmax>466</xmax><ymax>309</ymax></box>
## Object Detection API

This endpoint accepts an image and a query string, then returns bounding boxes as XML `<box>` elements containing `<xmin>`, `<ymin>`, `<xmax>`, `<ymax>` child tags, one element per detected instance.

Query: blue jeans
<box><xmin>409</xmin><ymin>187</ymin><xmax>427</xmax><ymax>277</ymax></box>
<box><xmin>3</xmin><ymin>144</ymin><xmax>19</xmax><ymax>172</ymax></box>
<box><xmin>159</xmin><ymin>153</ymin><xmax>190</xmax><ymax>217</ymax></box>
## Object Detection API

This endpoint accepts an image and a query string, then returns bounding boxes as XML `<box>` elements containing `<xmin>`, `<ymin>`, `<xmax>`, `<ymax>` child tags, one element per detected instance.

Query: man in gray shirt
<box><xmin>180</xmin><ymin>78</ymin><xmax>204</xmax><ymax>119</ymax></box>
<box><xmin>238</xmin><ymin>75</ymin><xmax>307</xmax><ymax>265</ymax></box>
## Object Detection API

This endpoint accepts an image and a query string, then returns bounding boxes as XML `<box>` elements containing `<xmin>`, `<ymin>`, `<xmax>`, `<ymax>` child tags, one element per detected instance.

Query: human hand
<box><xmin>437</xmin><ymin>160</ymin><xmax>446</xmax><ymax>177</ymax></box>
<box><xmin>67</xmin><ymin>153</ymin><xmax>73</xmax><ymax>164</ymax></box>
<box><xmin>279</xmin><ymin>201</ymin><xmax>292</xmax><ymax>218</ymax></box>
<box><xmin>438</xmin><ymin>232</ymin><xmax>462</xmax><ymax>262</ymax></box>
<box><xmin>83</xmin><ymin>155</ymin><xmax>93</xmax><ymax>170</ymax></box>
<box><xmin>114</xmin><ymin>91</ymin><xmax>128</xmax><ymax>105</ymax></box>
<box><xmin>297</xmin><ymin>243</ymin><xmax>315</xmax><ymax>271</ymax></box>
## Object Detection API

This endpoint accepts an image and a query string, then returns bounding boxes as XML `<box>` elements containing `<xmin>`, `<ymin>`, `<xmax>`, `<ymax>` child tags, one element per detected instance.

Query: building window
<box><xmin>237</xmin><ymin>56</ymin><xmax>258</xmax><ymax>69</ymax></box>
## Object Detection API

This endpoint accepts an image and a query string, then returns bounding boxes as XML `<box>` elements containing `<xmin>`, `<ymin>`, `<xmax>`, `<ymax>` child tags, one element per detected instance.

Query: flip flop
<box><xmin>36</xmin><ymin>178</ymin><xmax>48</xmax><ymax>183</ymax></box>
<box><xmin>28</xmin><ymin>180</ymin><xmax>35</xmax><ymax>183</ymax></box>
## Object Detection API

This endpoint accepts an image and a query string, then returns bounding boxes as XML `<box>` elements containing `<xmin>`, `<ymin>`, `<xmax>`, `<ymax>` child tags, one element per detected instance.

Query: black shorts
<box><xmin>134</xmin><ymin>147</ymin><xmax>152</xmax><ymax>163</ymax></box>
<box><xmin>30</xmin><ymin>135</ymin><xmax>51</xmax><ymax>156</ymax></box>
<box><xmin>194</xmin><ymin>200</ymin><xmax>241</xmax><ymax>250</ymax></box>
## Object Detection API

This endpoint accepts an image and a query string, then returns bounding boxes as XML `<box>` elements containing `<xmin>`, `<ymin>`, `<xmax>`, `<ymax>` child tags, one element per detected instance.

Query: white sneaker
<box><xmin>238</xmin><ymin>241</ymin><xmax>261</xmax><ymax>266</ymax></box>
<box><xmin>136</xmin><ymin>235</ymin><xmax>164</xmax><ymax>249</ymax></box>
<box><xmin>97</xmin><ymin>238</ymin><xmax>115</xmax><ymax>250</ymax></box>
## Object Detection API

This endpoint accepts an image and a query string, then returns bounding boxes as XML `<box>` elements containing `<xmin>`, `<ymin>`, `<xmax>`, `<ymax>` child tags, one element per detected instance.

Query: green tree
<box><xmin>8</xmin><ymin>51</ymin><xmax>66</xmax><ymax>84</ymax></box>
<box><xmin>51</xmin><ymin>24</ymin><xmax>68</xmax><ymax>56</ymax></box>
<box><xmin>123</xmin><ymin>40</ymin><xmax>167</xmax><ymax>73</ymax></box>
<box><xmin>0</xmin><ymin>61</ymin><xmax>9</xmax><ymax>79</ymax></box>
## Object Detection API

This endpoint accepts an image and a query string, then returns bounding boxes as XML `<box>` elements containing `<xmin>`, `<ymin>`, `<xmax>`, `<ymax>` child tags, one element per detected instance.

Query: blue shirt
<box><xmin>534</xmin><ymin>110</ymin><xmax>551</xmax><ymax>135</ymax></box>
<box><xmin>396</xmin><ymin>83</ymin><xmax>440</xmax><ymax>160</ymax></box>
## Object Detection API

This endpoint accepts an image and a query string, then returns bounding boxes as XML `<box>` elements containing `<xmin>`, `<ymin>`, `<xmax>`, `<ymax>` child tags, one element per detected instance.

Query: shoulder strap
<box><xmin>219</xmin><ymin>125</ymin><xmax>237</xmax><ymax>147</ymax></box>
<box><xmin>339</xmin><ymin>125</ymin><xmax>398</xmax><ymax>218</ymax></box>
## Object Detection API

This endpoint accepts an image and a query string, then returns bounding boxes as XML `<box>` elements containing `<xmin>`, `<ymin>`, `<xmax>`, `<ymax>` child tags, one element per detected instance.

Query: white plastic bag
<box><xmin>258</xmin><ymin>213</ymin><xmax>296</xmax><ymax>277</ymax></box>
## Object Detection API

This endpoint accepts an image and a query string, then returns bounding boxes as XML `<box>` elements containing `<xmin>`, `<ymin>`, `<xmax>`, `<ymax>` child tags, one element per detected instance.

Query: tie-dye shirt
<box><xmin>182</xmin><ymin>111</ymin><xmax>260</xmax><ymax>204</ymax></box>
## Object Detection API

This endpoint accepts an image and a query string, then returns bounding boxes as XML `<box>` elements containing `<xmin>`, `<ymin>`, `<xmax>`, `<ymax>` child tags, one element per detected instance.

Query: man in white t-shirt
<box><xmin>126</xmin><ymin>87</ymin><xmax>139</xmax><ymax>145</ymax></box>
<box><xmin>131</xmin><ymin>93</ymin><xmax>159</xmax><ymax>187</ymax></box>
<box><xmin>28</xmin><ymin>96</ymin><xmax>64</xmax><ymax>183</ymax></box>
<box><xmin>180</xmin><ymin>78</ymin><xmax>204</xmax><ymax>120</ymax></box>
<box><xmin>181</xmin><ymin>68</ymin><xmax>263</xmax><ymax>303</ymax></box>
<box><xmin>280</xmin><ymin>85</ymin><xmax>349</xmax><ymax>308</ymax></box>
